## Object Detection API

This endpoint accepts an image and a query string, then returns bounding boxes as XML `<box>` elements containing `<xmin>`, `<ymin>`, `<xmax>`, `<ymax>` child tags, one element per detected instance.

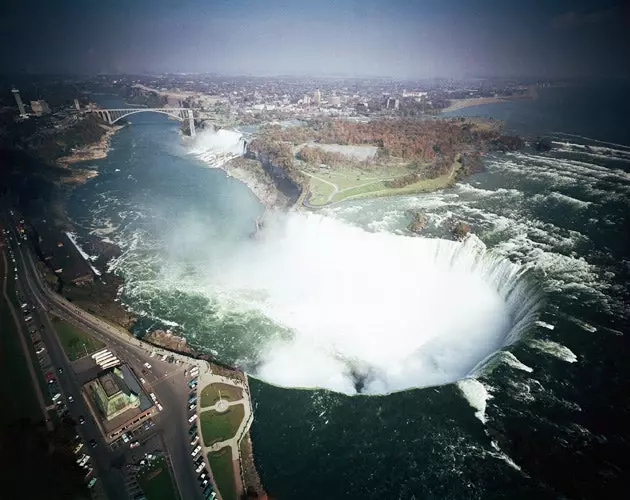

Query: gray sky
<box><xmin>1</xmin><ymin>0</ymin><xmax>628</xmax><ymax>78</ymax></box>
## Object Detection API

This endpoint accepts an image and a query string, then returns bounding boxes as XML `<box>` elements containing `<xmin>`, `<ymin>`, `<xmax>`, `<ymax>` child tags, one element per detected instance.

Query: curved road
<box><xmin>2</xmin><ymin>208</ymin><xmax>203</xmax><ymax>500</ymax></box>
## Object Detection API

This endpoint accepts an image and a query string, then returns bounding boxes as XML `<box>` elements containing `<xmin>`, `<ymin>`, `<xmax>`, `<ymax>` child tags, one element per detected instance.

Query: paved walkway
<box><xmin>196</xmin><ymin>371</ymin><xmax>253</xmax><ymax>500</ymax></box>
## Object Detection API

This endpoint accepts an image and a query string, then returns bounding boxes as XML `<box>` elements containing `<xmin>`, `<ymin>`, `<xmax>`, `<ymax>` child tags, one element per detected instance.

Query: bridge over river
<box><xmin>87</xmin><ymin>107</ymin><xmax>197</xmax><ymax>137</ymax></box>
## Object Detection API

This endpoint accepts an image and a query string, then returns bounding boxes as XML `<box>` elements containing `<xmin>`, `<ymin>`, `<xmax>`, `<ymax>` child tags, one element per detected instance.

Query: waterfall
<box><xmin>211</xmin><ymin>213</ymin><xmax>542</xmax><ymax>395</ymax></box>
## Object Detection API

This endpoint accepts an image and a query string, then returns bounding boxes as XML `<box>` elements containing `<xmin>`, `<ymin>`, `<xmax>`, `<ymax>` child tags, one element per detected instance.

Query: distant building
<box><xmin>30</xmin><ymin>100</ymin><xmax>51</xmax><ymax>116</ymax></box>
<box><xmin>302</xmin><ymin>94</ymin><xmax>312</xmax><ymax>105</ymax></box>
<box><xmin>329</xmin><ymin>95</ymin><xmax>341</xmax><ymax>107</ymax></box>
<box><xmin>386</xmin><ymin>97</ymin><xmax>400</xmax><ymax>110</ymax></box>
<box><xmin>74</xmin><ymin>98</ymin><xmax>81</xmax><ymax>111</ymax></box>
<box><xmin>313</xmin><ymin>88</ymin><xmax>321</xmax><ymax>106</ymax></box>
<box><xmin>402</xmin><ymin>90</ymin><xmax>428</xmax><ymax>99</ymax></box>
<box><xmin>11</xmin><ymin>88</ymin><xmax>27</xmax><ymax>118</ymax></box>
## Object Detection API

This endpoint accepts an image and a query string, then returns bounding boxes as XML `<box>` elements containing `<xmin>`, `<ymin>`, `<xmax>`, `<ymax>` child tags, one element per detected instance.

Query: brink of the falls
<box><xmin>207</xmin><ymin>212</ymin><xmax>542</xmax><ymax>395</ymax></box>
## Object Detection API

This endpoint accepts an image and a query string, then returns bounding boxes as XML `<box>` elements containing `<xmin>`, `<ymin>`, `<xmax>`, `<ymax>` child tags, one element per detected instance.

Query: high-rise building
<box><xmin>303</xmin><ymin>94</ymin><xmax>312</xmax><ymax>105</ymax></box>
<box><xmin>313</xmin><ymin>88</ymin><xmax>321</xmax><ymax>106</ymax></box>
<box><xmin>74</xmin><ymin>98</ymin><xmax>81</xmax><ymax>111</ymax></box>
<box><xmin>30</xmin><ymin>100</ymin><xmax>51</xmax><ymax>116</ymax></box>
<box><xmin>386</xmin><ymin>97</ymin><xmax>400</xmax><ymax>110</ymax></box>
<box><xmin>11</xmin><ymin>88</ymin><xmax>27</xmax><ymax>117</ymax></box>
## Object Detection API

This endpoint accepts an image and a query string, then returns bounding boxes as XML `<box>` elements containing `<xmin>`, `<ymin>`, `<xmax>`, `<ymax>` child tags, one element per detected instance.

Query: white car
<box><xmin>139</xmin><ymin>377</ymin><xmax>146</xmax><ymax>384</ymax></box>
<box><xmin>122</xmin><ymin>433</ymin><xmax>130</xmax><ymax>443</ymax></box>
<box><xmin>150</xmin><ymin>392</ymin><xmax>157</xmax><ymax>402</ymax></box>
<box><xmin>188</xmin><ymin>414</ymin><xmax>197</xmax><ymax>423</ymax></box>
<box><xmin>195</xmin><ymin>463</ymin><xmax>205</xmax><ymax>473</ymax></box>
<box><xmin>144</xmin><ymin>362</ymin><xmax>152</xmax><ymax>369</ymax></box>
<box><xmin>157</xmin><ymin>403</ymin><xmax>163</xmax><ymax>412</ymax></box>
<box><xmin>191</xmin><ymin>445</ymin><xmax>202</xmax><ymax>457</ymax></box>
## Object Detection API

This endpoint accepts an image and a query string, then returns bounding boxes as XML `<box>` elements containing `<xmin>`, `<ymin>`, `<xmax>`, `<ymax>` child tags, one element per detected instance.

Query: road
<box><xmin>0</xmin><ymin>244</ymin><xmax>53</xmax><ymax>430</ymax></box>
<box><xmin>1</xmin><ymin>208</ymin><xmax>203</xmax><ymax>500</ymax></box>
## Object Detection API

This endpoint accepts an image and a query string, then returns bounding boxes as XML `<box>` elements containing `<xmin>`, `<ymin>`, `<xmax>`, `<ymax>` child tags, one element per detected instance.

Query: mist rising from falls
<box><xmin>188</xmin><ymin>128</ymin><xmax>246</xmax><ymax>167</ymax></box>
<box><xmin>208</xmin><ymin>213</ymin><xmax>542</xmax><ymax>395</ymax></box>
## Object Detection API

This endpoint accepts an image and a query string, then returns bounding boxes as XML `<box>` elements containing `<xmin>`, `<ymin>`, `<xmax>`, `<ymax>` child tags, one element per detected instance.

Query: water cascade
<box><xmin>211</xmin><ymin>213</ymin><xmax>542</xmax><ymax>395</ymax></box>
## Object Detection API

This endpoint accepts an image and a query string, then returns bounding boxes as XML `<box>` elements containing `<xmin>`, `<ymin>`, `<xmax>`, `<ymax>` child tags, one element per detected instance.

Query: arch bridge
<box><xmin>87</xmin><ymin>107</ymin><xmax>196</xmax><ymax>137</ymax></box>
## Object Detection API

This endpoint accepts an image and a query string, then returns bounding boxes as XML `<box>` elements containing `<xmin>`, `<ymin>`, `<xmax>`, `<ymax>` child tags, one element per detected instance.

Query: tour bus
<box><xmin>195</xmin><ymin>462</ymin><xmax>205</xmax><ymax>474</ymax></box>
<box><xmin>92</xmin><ymin>350</ymin><xmax>112</xmax><ymax>363</ymax></box>
<box><xmin>190</xmin><ymin>435</ymin><xmax>199</xmax><ymax>446</ymax></box>
<box><xmin>24</xmin><ymin>315</ymin><xmax>33</xmax><ymax>322</ymax></box>
<box><xmin>188</xmin><ymin>378</ymin><xmax>198</xmax><ymax>389</ymax></box>
<box><xmin>95</xmin><ymin>353</ymin><xmax>115</xmax><ymax>363</ymax></box>
<box><xmin>191</xmin><ymin>445</ymin><xmax>202</xmax><ymax>457</ymax></box>
<box><xmin>73</xmin><ymin>442</ymin><xmax>84</xmax><ymax>454</ymax></box>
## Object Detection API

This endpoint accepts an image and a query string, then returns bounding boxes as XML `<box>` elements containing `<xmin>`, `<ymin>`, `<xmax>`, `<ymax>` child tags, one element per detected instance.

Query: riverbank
<box><xmin>441</xmin><ymin>97</ymin><xmax>507</xmax><ymax>112</ymax></box>
<box><xmin>56</xmin><ymin>123</ymin><xmax>125</xmax><ymax>168</ymax></box>
<box><xmin>441</xmin><ymin>86</ymin><xmax>538</xmax><ymax>113</ymax></box>
<box><xmin>212</xmin><ymin>156</ymin><xmax>291</xmax><ymax>210</ymax></box>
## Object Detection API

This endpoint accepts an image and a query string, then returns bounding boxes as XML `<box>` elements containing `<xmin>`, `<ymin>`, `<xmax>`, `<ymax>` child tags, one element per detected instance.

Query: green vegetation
<box><xmin>51</xmin><ymin>315</ymin><xmax>104</xmax><ymax>361</ymax></box>
<box><xmin>200</xmin><ymin>383</ymin><xmax>243</xmax><ymax>408</ymax></box>
<box><xmin>0</xmin><ymin>252</ymin><xmax>42</xmax><ymax>425</ymax></box>
<box><xmin>136</xmin><ymin>457</ymin><xmax>179</xmax><ymax>500</ymax></box>
<box><xmin>208</xmin><ymin>447</ymin><xmax>237</xmax><ymax>500</ymax></box>
<box><xmin>304</xmin><ymin>159</ymin><xmax>461</xmax><ymax>206</ymax></box>
<box><xmin>200</xmin><ymin>403</ymin><xmax>245</xmax><ymax>446</ymax></box>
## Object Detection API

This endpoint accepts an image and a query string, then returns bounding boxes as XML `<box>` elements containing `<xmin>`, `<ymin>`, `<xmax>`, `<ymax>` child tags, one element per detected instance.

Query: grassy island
<box><xmin>247</xmin><ymin>117</ymin><xmax>520</xmax><ymax>207</ymax></box>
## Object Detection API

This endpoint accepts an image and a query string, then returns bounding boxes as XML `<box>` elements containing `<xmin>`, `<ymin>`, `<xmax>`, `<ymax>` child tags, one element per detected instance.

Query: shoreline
<box><xmin>441</xmin><ymin>87</ymin><xmax>538</xmax><ymax>113</ymax></box>
<box><xmin>56</xmin><ymin>123</ymin><xmax>125</xmax><ymax>168</ymax></box>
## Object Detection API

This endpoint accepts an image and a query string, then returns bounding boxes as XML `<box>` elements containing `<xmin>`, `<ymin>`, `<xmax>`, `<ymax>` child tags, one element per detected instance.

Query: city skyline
<box><xmin>1</xmin><ymin>0</ymin><xmax>628</xmax><ymax>78</ymax></box>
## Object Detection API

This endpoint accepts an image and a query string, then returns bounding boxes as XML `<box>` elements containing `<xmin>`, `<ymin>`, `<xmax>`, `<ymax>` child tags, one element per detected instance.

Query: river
<box><xmin>67</xmin><ymin>88</ymin><xmax>630</xmax><ymax>499</ymax></box>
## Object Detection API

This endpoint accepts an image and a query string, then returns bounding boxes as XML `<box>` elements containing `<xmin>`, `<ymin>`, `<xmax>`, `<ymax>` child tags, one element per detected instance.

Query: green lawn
<box><xmin>200</xmin><ymin>403</ymin><xmax>245</xmax><ymax>446</ymax></box>
<box><xmin>303</xmin><ymin>162</ymin><xmax>450</xmax><ymax>207</ymax></box>
<box><xmin>51</xmin><ymin>316</ymin><xmax>104</xmax><ymax>361</ymax></box>
<box><xmin>208</xmin><ymin>448</ymin><xmax>237</xmax><ymax>500</ymax></box>
<box><xmin>136</xmin><ymin>457</ymin><xmax>179</xmax><ymax>500</ymax></box>
<box><xmin>200</xmin><ymin>383</ymin><xmax>243</xmax><ymax>408</ymax></box>
<box><xmin>0</xmin><ymin>250</ymin><xmax>42</xmax><ymax>426</ymax></box>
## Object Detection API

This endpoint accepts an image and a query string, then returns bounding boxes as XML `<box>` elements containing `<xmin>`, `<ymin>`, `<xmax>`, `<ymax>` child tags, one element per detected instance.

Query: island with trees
<box><xmin>241</xmin><ymin>117</ymin><xmax>522</xmax><ymax>207</ymax></box>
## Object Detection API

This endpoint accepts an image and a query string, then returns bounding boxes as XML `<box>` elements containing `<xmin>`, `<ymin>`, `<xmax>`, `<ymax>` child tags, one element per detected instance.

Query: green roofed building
<box><xmin>87</xmin><ymin>367</ymin><xmax>141</xmax><ymax>421</ymax></box>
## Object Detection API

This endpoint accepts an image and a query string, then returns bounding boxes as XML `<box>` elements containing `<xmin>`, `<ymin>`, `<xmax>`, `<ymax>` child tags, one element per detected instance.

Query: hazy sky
<box><xmin>1</xmin><ymin>0</ymin><xmax>628</xmax><ymax>78</ymax></box>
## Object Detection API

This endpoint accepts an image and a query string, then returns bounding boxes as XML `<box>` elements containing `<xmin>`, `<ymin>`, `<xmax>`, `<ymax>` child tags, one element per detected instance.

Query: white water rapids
<box><xmin>206</xmin><ymin>213</ymin><xmax>542</xmax><ymax>395</ymax></box>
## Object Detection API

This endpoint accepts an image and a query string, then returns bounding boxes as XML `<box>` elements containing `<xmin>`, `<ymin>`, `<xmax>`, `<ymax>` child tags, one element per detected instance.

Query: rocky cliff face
<box><xmin>144</xmin><ymin>330</ymin><xmax>193</xmax><ymax>354</ymax></box>
<box><xmin>247</xmin><ymin>150</ymin><xmax>303</xmax><ymax>206</ymax></box>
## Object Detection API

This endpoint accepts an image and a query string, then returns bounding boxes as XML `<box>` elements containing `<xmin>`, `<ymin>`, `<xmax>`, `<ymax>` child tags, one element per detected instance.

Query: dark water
<box><xmin>66</xmin><ymin>88</ymin><xmax>629</xmax><ymax>499</ymax></box>
<box><xmin>443</xmin><ymin>83</ymin><xmax>630</xmax><ymax>147</ymax></box>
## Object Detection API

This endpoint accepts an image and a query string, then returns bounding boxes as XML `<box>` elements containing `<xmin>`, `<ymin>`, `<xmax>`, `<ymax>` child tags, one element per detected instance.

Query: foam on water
<box><xmin>530</xmin><ymin>339</ymin><xmax>578</xmax><ymax>363</ymax></box>
<box><xmin>211</xmin><ymin>212</ymin><xmax>541</xmax><ymax>394</ymax></box>
<box><xmin>457</xmin><ymin>378</ymin><xmax>492</xmax><ymax>423</ymax></box>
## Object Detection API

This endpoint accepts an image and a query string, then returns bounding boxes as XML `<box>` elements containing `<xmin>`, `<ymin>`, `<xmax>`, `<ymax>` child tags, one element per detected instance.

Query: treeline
<box><xmin>296</xmin><ymin>146</ymin><xmax>347</xmax><ymax>166</ymax></box>
<box><xmin>247</xmin><ymin>138</ymin><xmax>306</xmax><ymax>193</ymax></box>
<box><xmin>383</xmin><ymin>155</ymin><xmax>455</xmax><ymax>188</ymax></box>
<box><xmin>124</xmin><ymin>88</ymin><xmax>167</xmax><ymax>108</ymax></box>
<box><xmin>259</xmin><ymin>118</ymin><xmax>504</xmax><ymax>162</ymax></box>
<box><xmin>26</xmin><ymin>114</ymin><xmax>107</xmax><ymax>163</ymax></box>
